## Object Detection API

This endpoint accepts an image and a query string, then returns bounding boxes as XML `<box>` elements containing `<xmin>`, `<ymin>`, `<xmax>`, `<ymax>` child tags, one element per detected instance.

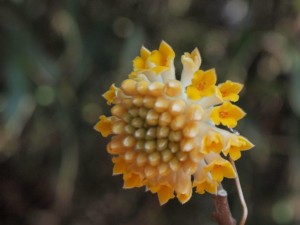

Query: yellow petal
<box><xmin>103</xmin><ymin>84</ymin><xmax>117</xmax><ymax>105</ymax></box>
<box><xmin>191</xmin><ymin>69</ymin><xmax>216</xmax><ymax>87</ymax></box>
<box><xmin>201</xmin><ymin>132</ymin><xmax>224</xmax><ymax>154</ymax></box>
<box><xmin>203</xmin><ymin>180</ymin><xmax>218</xmax><ymax>194</ymax></box>
<box><xmin>238</xmin><ymin>136</ymin><xmax>254</xmax><ymax>149</ymax></box>
<box><xmin>152</xmin><ymin>66</ymin><xmax>169</xmax><ymax>74</ymax></box>
<box><xmin>218</xmin><ymin>80</ymin><xmax>243</xmax><ymax>102</ymax></box>
<box><xmin>205</xmin><ymin>158</ymin><xmax>236</xmax><ymax>182</ymax></box>
<box><xmin>177</xmin><ymin>188</ymin><xmax>192</xmax><ymax>204</ymax></box>
<box><xmin>123</xmin><ymin>172</ymin><xmax>143</xmax><ymax>189</ymax></box>
<box><xmin>159</xmin><ymin>41</ymin><xmax>175</xmax><ymax>61</ymax></box>
<box><xmin>133</xmin><ymin>56</ymin><xmax>145</xmax><ymax>71</ymax></box>
<box><xmin>195</xmin><ymin>179</ymin><xmax>218</xmax><ymax>194</ymax></box>
<box><xmin>140</xmin><ymin>46</ymin><xmax>151</xmax><ymax>60</ymax></box>
<box><xmin>157</xmin><ymin>185</ymin><xmax>175</xmax><ymax>205</ymax></box>
<box><xmin>190</xmin><ymin>48</ymin><xmax>201</xmax><ymax>61</ymax></box>
<box><xmin>223</xmin><ymin>136</ymin><xmax>254</xmax><ymax>160</ymax></box>
<box><xmin>132</xmin><ymin>46</ymin><xmax>151</xmax><ymax>72</ymax></box>
<box><xmin>180</xmin><ymin>48</ymin><xmax>202</xmax><ymax>88</ymax></box>
<box><xmin>204</xmin><ymin>69</ymin><xmax>217</xmax><ymax>86</ymax></box>
<box><xmin>128</xmin><ymin>71</ymin><xmax>137</xmax><ymax>79</ymax></box>
<box><xmin>210</xmin><ymin>102</ymin><xmax>246</xmax><ymax>128</ymax></box>
<box><xmin>219</xmin><ymin>118</ymin><xmax>238</xmax><ymax>128</ymax></box>
<box><xmin>195</xmin><ymin>184</ymin><xmax>205</xmax><ymax>194</ymax></box>
<box><xmin>222</xmin><ymin>165</ymin><xmax>236</xmax><ymax>179</ymax></box>
<box><xmin>200</xmin><ymin>86</ymin><xmax>217</xmax><ymax>97</ymax></box>
<box><xmin>94</xmin><ymin>115</ymin><xmax>112</xmax><ymax>137</ymax></box>
<box><xmin>186</xmin><ymin>86</ymin><xmax>202</xmax><ymax>100</ymax></box>
<box><xmin>186</xmin><ymin>69</ymin><xmax>217</xmax><ymax>100</ymax></box>
<box><xmin>181</xmin><ymin>48</ymin><xmax>201</xmax><ymax>70</ymax></box>
<box><xmin>211</xmin><ymin>167</ymin><xmax>224</xmax><ymax>181</ymax></box>
<box><xmin>229</xmin><ymin>149</ymin><xmax>241</xmax><ymax>161</ymax></box>
<box><xmin>149</xmin><ymin>50</ymin><xmax>163</xmax><ymax>66</ymax></box>
<box><xmin>148</xmin><ymin>41</ymin><xmax>175</xmax><ymax>74</ymax></box>
<box><xmin>112</xmin><ymin>157</ymin><xmax>127</xmax><ymax>175</ymax></box>
<box><xmin>175</xmin><ymin>171</ymin><xmax>192</xmax><ymax>195</ymax></box>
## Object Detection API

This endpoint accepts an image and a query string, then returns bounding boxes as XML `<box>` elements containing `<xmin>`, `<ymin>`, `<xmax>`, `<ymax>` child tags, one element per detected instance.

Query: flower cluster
<box><xmin>95</xmin><ymin>41</ymin><xmax>253</xmax><ymax>205</ymax></box>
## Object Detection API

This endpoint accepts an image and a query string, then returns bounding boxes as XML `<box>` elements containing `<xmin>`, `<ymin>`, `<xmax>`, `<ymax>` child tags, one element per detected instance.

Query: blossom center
<box><xmin>108</xmin><ymin>79</ymin><xmax>204</xmax><ymax>179</ymax></box>
<box><xmin>219</xmin><ymin>111</ymin><xmax>229</xmax><ymax>118</ymax></box>
<box><xmin>196</xmin><ymin>81</ymin><xmax>206</xmax><ymax>90</ymax></box>
<box><xmin>220</xmin><ymin>90</ymin><xmax>226</xmax><ymax>97</ymax></box>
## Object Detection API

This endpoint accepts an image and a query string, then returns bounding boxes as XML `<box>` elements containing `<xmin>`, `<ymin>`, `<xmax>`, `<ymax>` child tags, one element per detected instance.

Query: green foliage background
<box><xmin>0</xmin><ymin>0</ymin><xmax>300</xmax><ymax>224</ymax></box>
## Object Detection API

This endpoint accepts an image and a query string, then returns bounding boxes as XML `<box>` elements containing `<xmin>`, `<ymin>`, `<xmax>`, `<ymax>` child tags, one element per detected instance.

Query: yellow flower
<box><xmin>181</xmin><ymin>48</ymin><xmax>201</xmax><ymax>71</ymax></box>
<box><xmin>201</xmin><ymin>132</ymin><xmax>223</xmax><ymax>154</ymax></box>
<box><xmin>149</xmin><ymin>41</ymin><xmax>175</xmax><ymax>74</ymax></box>
<box><xmin>205</xmin><ymin>157</ymin><xmax>236</xmax><ymax>182</ymax></box>
<box><xmin>130</xmin><ymin>41</ymin><xmax>175</xmax><ymax>79</ymax></box>
<box><xmin>195</xmin><ymin>177</ymin><xmax>218</xmax><ymax>195</ymax></box>
<box><xmin>186</xmin><ymin>69</ymin><xmax>217</xmax><ymax>100</ymax></box>
<box><xmin>193</xmin><ymin>162</ymin><xmax>218</xmax><ymax>194</ymax></box>
<box><xmin>95</xmin><ymin>42</ymin><xmax>253</xmax><ymax>205</ymax></box>
<box><xmin>123</xmin><ymin>172</ymin><xmax>144</xmax><ymax>188</ymax></box>
<box><xmin>210</xmin><ymin>101</ymin><xmax>246</xmax><ymax>128</ymax></box>
<box><xmin>218</xmin><ymin>80</ymin><xmax>243</xmax><ymax>102</ymax></box>
<box><xmin>132</xmin><ymin>46</ymin><xmax>151</xmax><ymax>72</ymax></box>
<box><xmin>103</xmin><ymin>84</ymin><xmax>117</xmax><ymax>105</ymax></box>
<box><xmin>181</xmin><ymin>48</ymin><xmax>201</xmax><ymax>89</ymax></box>
<box><xmin>112</xmin><ymin>157</ymin><xmax>127</xmax><ymax>175</ymax></box>
<box><xmin>94</xmin><ymin>115</ymin><xmax>112</xmax><ymax>137</ymax></box>
<box><xmin>223</xmin><ymin>136</ymin><xmax>254</xmax><ymax>160</ymax></box>
<box><xmin>148</xmin><ymin>183</ymin><xmax>175</xmax><ymax>205</ymax></box>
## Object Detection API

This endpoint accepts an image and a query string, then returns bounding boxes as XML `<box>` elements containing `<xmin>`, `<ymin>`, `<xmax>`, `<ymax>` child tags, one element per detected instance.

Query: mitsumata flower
<box><xmin>95</xmin><ymin>41</ymin><xmax>254</xmax><ymax>205</ymax></box>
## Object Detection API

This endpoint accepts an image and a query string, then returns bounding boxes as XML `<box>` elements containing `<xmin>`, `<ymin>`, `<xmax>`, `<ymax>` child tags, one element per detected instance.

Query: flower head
<box><xmin>95</xmin><ymin>41</ymin><xmax>254</xmax><ymax>205</ymax></box>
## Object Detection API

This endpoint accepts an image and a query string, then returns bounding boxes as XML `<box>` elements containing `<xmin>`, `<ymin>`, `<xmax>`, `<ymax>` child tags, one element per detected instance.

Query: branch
<box><xmin>211</xmin><ymin>189</ymin><xmax>236</xmax><ymax>225</ymax></box>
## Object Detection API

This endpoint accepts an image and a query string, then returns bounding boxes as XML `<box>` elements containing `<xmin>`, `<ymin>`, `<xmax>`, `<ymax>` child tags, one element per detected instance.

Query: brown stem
<box><xmin>211</xmin><ymin>189</ymin><xmax>236</xmax><ymax>225</ymax></box>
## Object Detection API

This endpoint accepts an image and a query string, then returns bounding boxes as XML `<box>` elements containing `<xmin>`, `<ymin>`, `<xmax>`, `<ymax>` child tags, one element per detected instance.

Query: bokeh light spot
<box><xmin>35</xmin><ymin>86</ymin><xmax>55</xmax><ymax>106</ymax></box>
<box><xmin>82</xmin><ymin>103</ymin><xmax>102</xmax><ymax>124</ymax></box>
<box><xmin>223</xmin><ymin>0</ymin><xmax>248</xmax><ymax>25</ymax></box>
<box><xmin>272</xmin><ymin>199</ymin><xmax>294</xmax><ymax>224</ymax></box>
<box><xmin>113</xmin><ymin>17</ymin><xmax>134</xmax><ymax>38</ymax></box>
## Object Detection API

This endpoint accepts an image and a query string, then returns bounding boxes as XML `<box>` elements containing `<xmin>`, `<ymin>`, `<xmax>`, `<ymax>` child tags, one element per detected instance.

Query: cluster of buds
<box><xmin>95</xmin><ymin>41</ymin><xmax>253</xmax><ymax>205</ymax></box>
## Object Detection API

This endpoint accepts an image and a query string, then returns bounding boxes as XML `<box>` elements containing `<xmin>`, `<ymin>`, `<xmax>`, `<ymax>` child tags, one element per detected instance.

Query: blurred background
<box><xmin>0</xmin><ymin>0</ymin><xmax>300</xmax><ymax>224</ymax></box>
